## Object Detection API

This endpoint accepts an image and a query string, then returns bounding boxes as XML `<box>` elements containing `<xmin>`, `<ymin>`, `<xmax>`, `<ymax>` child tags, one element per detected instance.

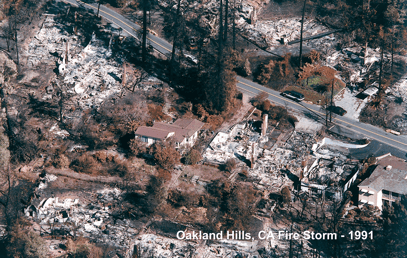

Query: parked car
<box><xmin>184</xmin><ymin>54</ymin><xmax>198</xmax><ymax>64</ymax></box>
<box><xmin>281</xmin><ymin>91</ymin><xmax>305</xmax><ymax>102</ymax></box>
<box><xmin>327</xmin><ymin>106</ymin><xmax>347</xmax><ymax>116</ymax></box>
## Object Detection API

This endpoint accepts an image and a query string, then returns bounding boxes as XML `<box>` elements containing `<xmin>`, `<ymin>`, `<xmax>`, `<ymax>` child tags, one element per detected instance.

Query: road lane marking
<box><xmin>67</xmin><ymin>0</ymin><xmax>407</xmax><ymax>151</ymax></box>
<box><xmin>77</xmin><ymin>0</ymin><xmax>172</xmax><ymax>52</ymax></box>
<box><xmin>237</xmin><ymin>85</ymin><xmax>407</xmax><ymax>151</ymax></box>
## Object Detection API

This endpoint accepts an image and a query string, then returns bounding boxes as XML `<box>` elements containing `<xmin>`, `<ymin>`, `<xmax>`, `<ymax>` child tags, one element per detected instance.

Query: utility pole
<box><xmin>232</xmin><ymin>0</ymin><xmax>236</xmax><ymax>50</ymax></box>
<box><xmin>218</xmin><ymin>0</ymin><xmax>224</xmax><ymax>67</ymax></box>
<box><xmin>299</xmin><ymin>0</ymin><xmax>306</xmax><ymax>68</ymax></box>
<box><xmin>142</xmin><ymin>0</ymin><xmax>148</xmax><ymax>63</ymax></box>
<box><xmin>14</xmin><ymin>17</ymin><xmax>19</xmax><ymax>66</ymax></box>
<box><xmin>224</xmin><ymin>0</ymin><xmax>229</xmax><ymax>44</ymax></box>
<box><xmin>330</xmin><ymin>79</ymin><xmax>334</xmax><ymax>122</ymax></box>
<box><xmin>378</xmin><ymin>44</ymin><xmax>384</xmax><ymax>94</ymax></box>
<box><xmin>169</xmin><ymin>0</ymin><xmax>181</xmax><ymax>83</ymax></box>
<box><xmin>97</xmin><ymin>1</ymin><xmax>101</xmax><ymax>17</ymax></box>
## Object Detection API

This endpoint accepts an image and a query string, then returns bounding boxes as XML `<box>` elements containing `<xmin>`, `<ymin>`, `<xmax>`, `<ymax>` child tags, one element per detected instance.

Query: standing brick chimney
<box><xmin>261</xmin><ymin>114</ymin><xmax>268</xmax><ymax>136</ymax></box>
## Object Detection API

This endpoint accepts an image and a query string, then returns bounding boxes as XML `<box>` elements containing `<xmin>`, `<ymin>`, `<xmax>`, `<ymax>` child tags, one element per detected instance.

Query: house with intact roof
<box><xmin>358</xmin><ymin>155</ymin><xmax>407</xmax><ymax>210</ymax></box>
<box><xmin>134</xmin><ymin>118</ymin><xmax>204</xmax><ymax>148</ymax></box>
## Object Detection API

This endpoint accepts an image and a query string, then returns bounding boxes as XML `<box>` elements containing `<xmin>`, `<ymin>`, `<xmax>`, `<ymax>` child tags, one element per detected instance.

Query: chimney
<box><xmin>250</xmin><ymin>143</ymin><xmax>255</xmax><ymax>168</ymax></box>
<box><xmin>261</xmin><ymin>114</ymin><xmax>268</xmax><ymax>136</ymax></box>
<box><xmin>65</xmin><ymin>39</ymin><xmax>69</xmax><ymax>63</ymax></box>
<box><xmin>385</xmin><ymin>165</ymin><xmax>392</xmax><ymax>170</ymax></box>
<box><xmin>122</xmin><ymin>63</ymin><xmax>127</xmax><ymax>87</ymax></box>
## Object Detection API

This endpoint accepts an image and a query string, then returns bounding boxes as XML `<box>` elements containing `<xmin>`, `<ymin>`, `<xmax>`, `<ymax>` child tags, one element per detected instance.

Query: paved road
<box><xmin>62</xmin><ymin>0</ymin><xmax>407</xmax><ymax>154</ymax></box>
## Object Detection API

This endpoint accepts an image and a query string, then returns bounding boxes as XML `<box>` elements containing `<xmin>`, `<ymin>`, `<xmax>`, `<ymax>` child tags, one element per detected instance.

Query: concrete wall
<box><xmin>358</xmin><ymin>186</ymin><xmax>379</xmax><ymax>209</ymax></box>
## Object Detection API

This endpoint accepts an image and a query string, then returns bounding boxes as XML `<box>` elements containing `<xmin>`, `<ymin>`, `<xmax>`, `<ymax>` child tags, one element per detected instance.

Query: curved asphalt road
<box><xmin>61</xmin><ymin>0</ymin><xmax>407</xmax><ymax>154</ymax></box>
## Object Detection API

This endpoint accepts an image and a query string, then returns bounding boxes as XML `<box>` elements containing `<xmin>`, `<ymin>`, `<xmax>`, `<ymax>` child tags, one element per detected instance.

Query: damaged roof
<box><xmin>359</xmin><ymin>156</ymin><xmax>407</xmax><ymax>194</ymax></box>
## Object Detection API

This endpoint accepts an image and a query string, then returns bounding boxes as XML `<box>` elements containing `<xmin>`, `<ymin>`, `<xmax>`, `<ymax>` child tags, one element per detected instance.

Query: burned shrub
<box><xmin>149</xmin><ymin>141</ymin><xmax>180</xmax><ymax>170</ymax></box>
<box><xmin>70</xmin><ymin>154</ymin><xmax>97</xmax><ymax>174</ymax></box>
<box><xmin>281</xmin><ymin>186</ymin><xmax>291</xmax><ymax>204</ymax></box>
<box><xmin>53</xmin><ymin>154</ymin><xmax>70</xmax><ymax>169</ymax></box>
<box><xmin>205</xmin><ymin>180</ymin><xmax>259</xmax><ymax>231</ymax></box>
<box><xmin>148</xmin><ymin>104</ymin><xmax>170</xmax><ymax>121</ymax></box>
<box><xmin>255</xmin><ymin>54</ymin><xmax>293</xmax><ymax>85</ymax></box>
<box><xmin>168</xmin><ymin>190</ymin><xmax>200</xmax><ymax>208</ymax></box>
<box><xmin>9</xmin><ymin>134</ymin><xmax>38</xmax><ymax>164</ymax></box>
<box><xmin>129</xmin><ymin>138</ymin><xmax>147</xmax><ymax>156</ymax></box>
<box><xmin>304</xmin><ymin>50</ymin><xmax>320</xmax><ymax>64</ymax></box>
<box><xmin>223</xmin><ymin>159</ymin><xmax>237</xmax><ymax>172</ymax></box>
<box><xmin>184</xmin><ymin>149</ymin><xmax>202</xmax><ymax>165</ymax></box>
<box><xmin>206</xmin><ymin>115</ymin><xmax>224</xmax><ymax>131</ymax></box>
<box><xmin>108</xmin><ymin>161</ymin><xmax>129</xmax><ymax>177</ymax></box>
<box><xmin>250</xmin><ymin>91</ymin><xmax>269</xmax><ymax>107</ymax></box>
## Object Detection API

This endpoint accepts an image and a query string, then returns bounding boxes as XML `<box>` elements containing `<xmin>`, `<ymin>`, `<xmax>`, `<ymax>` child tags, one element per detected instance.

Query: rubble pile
<box><xmin>203</xmin><ymin>124</ymin><xmax>317</xmax><ymax>191</ymax></box>
<box><xmin>134</xmin><ymin>233</ymin><xmax>261</xmax><ymax>257</ymax></box>
<box><xmin>158</xmin><ymin>0</ymin><xmax>269</xmax><ymax>36</ymax></box>
<box><xmin>0</xmin><ymin>51</ymin><xmax>17</xmax><ymax>84</ymax></box>
<box><xmin>203</xmin><ymin>120</ymin><xmax>365</xmax><ymax>195</ymax></box>
<box><xmin>325</xmin><ymin>46</ymin><xmax>383</xmax><ymax>84</ymax></box>
<box><xmin>26</xmin><ymin>15</ymin><xmax>82</xmax><ymax>68</ymax></box>
<box><xmin>25</xmin><ymin>186</ymin><xmax>138</xmax><ymax>255</ymax></box>
<box><xmin>26</xmin><ymin>15</ymin><xmax>124</xmax><ymax>109</ymax></box>
<box><xmin>304</xmin><ymin>137</ymin><xmax>362</xmax><ymax>185</ymax></box>
<box><xmin>242</xmin><ymin>18</ymin><xmax>335</xmax><ymax>49</ymax></box>
<box><xmin>62</xmin><ymin>35</ymin><xmax>122</xmax><ymax>109</ymax></box>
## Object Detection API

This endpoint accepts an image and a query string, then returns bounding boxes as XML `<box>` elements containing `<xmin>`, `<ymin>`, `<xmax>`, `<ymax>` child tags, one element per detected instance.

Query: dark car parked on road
<box><xmin>281</xmin><ymin>91</ymin><xmax>305</xmax><ymax>102</ymax></box>
<box><xmin>327</xmin><ymin>106</ymin><xmax>347</xmax><ymax>116</ymax></box>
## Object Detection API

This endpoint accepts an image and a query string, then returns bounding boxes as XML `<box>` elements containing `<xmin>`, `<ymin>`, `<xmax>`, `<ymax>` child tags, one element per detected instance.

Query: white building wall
<box><xmin>358</xmin><ymin>186</ymin><xmax>378</xmax><ymax>208</ymax></box>
<box><xmin>377</xmin><ymin>190</ymin><xmax>383</xmax><ymax>210</ymax></box>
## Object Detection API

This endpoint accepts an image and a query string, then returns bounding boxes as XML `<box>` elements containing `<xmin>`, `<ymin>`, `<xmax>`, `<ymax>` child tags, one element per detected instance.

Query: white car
<box><xmin>184</xmin><ymin>54</ymin><xmax>198</xmax><ymax>64</ymax></box>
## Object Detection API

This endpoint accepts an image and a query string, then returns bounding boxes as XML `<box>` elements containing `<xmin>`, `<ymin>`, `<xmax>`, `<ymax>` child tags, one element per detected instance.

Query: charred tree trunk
<box><xmin>299</xmin><ymin>0</ymin><xmax>306</xmax><ymax>68</ymax></box>
<box><xmin>218</xmin><ymin>0</ymin><xmax>224</xmax><ymax>68</ymax></box>
<box><xmin>14</xmin><ymin>17</ymin><xmax>19</xmax><ymax>66</ymax></box>
<box><xmin>224</xmin><ymin>0</ymin><xmax>229</xmax><ymax>44</ymax></box>
<box><xmin>232</xmin><ymin>0</ymin><xmax>236</xmax><ymax>50</ymax></box>
<box><xmin>0</xmin><ymin>90</ymin><xmax>13</xmax><ymax>138</ymax></box>
<box><xmin>97</xmin><ymin>2</ymin><xmax>101</xmax><ymax>17</ymax></box>
<box><xmin>59</xmin><ymin>90</ymin><xmax>64</xmax><ymax>124</ymax></box>
<box><xmin>378</xmin><ymin>45</ymin><xmax>384</xmax><ymax>94</ymax></box>
<box><xmin>330</xmin><ymin>79</ymin><xmax>334</xmax><ymax>122</ymax></box>
<box><xmin>391</xmin><ymin>27</ymin><xmax>395</xmax><ymax>75</ymax></box>
<box><xmin>169</xmin><ymin>0</ymin><xmax>181</xmax><ymax>83</ymax></box>
<box><xmin>198</xmin><ymin>37</ymin><xmax>203</xmax><ymax>72</ymax></box>
<box><xmin>142</xmin><ymin>0</ymin><xmax>148</xmax><ymax>63</ymax></box>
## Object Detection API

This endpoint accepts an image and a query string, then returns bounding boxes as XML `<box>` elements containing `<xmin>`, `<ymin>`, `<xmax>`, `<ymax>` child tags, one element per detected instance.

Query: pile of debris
<box><xmin>158</xmin><ymin>0</ymin><xmax>269</xmax><ymax>37</ymax></box>
<box><xmin>26</xmin><ymin>15</ymin><xmax>124</xmax><ymax>110</ymax></box>
<box><xmin>203</xmin><ymin>123</ymin><xmax>316</xmax><ymax>192</ymax></box>
<box><xmin>26</xmin><ymin>15</ymin><xmax>82</xmax><ymax>68</ymax></box>
<box><xmin>25</xmin><ymin>184</ymin><xmax>137</xmax><ymax>256</ymax></box>
<box><xmin>134</xmin><ymin>233</ymin><xmax>261</xmax><ymax>257</ymax></box>
<box><xmin>241</xmin><ymin>18</ymin><xmax>334</xmax><ymax>48</ymax></box>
